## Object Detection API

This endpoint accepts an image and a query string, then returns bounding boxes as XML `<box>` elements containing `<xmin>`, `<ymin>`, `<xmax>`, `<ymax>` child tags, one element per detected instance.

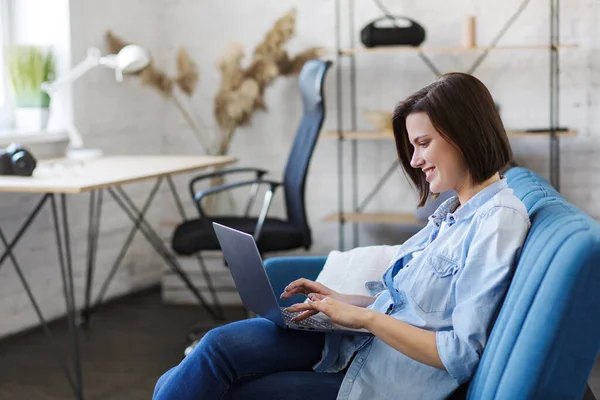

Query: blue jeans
<box><xmin>152</xmin><ymin>318</ymin><xmax>345</xmax><ymax>400</ymax></box>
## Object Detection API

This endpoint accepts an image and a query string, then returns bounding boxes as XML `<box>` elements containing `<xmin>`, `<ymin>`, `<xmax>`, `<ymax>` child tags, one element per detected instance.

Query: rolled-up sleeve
<box><xmin>436</xmin><ymin>206</ymin><xmax>530</xmax><ymax>384</ymax></box>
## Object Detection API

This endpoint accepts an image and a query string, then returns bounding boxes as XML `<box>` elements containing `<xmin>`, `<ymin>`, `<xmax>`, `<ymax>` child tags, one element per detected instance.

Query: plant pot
<box><xmin>15</xmin><ymin>107</ymin><xmax>50</xmax><ymax>131</ymax></box>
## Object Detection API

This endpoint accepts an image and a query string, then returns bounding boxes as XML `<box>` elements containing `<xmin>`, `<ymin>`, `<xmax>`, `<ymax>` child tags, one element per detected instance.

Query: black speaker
<box><xmin>0</xmin><ymin>143</ymin><xmax>37</xmax><ymax>176</ymax></box>
<box><xmin>361</xmin><ymin>16</ymin><xmax>426</xmax><ymax>48</ymax></box>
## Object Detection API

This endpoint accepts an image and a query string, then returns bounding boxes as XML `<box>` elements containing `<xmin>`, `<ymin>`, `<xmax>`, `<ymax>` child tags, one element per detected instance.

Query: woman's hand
<box><xmin>302</xmin><ymin>294</ymin><xmax>372</xmax><ymax>329</ymax></box>
<box><xmin>281</xmin><ymin>279</ymin><xmax>341</xmax><ymax>321</ymax></box>
<box><xmin>280</xmin><ymin>278</ymin><xmax>338</xmax><ymax>300</ymax></box>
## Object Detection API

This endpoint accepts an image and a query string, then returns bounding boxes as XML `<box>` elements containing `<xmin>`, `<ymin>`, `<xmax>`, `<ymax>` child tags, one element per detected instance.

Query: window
<box><xmin>0</xmin><ymin>0</ymin><xmax>13</xmax><ymax>127</ymax></box>
<box><xmin>0</xmin><ymin>0</ymin><xmax>71</xmax><ymax>138</ymax></box>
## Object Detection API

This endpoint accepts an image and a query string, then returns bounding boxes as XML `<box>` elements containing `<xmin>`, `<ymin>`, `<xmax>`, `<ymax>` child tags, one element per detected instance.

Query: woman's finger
<box><xmin>284</xmin><ymin>302</ymin><xmax>313</xmax><ymax>313</ymax></box>
<box><xmin>291</xmin><ymin>309</ymin><xmax>318</xmax><ymax>322</ymax></box>
<box><xmin>308</xmin><ymin>293</ymin><xmax>326</xmax><ymax>301</ymax></box>
<box><xmin>280</xmin><ymin>287</ymin><xmax>311</xmax><ymax>299</ymax></box>
<box><xmin>283</xmin><ymin>278</ymin><xmax>310</xmax><ymax>292</ymax></box>
<box><xmin>306</xmin><ymin>298</ymin><xmax>326</xmax><ymax>312</ymax></box>
<box><xmin>281</xmin><ymin>279</ymin><xmax>313</xmax><ymax>298</ymax></box>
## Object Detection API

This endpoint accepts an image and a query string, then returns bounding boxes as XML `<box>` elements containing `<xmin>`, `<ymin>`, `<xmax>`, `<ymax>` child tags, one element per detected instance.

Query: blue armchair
<box><xmin>252</xmin><ymin>167</ymin><xmax>600</xmax><ymax>399</ymax></box>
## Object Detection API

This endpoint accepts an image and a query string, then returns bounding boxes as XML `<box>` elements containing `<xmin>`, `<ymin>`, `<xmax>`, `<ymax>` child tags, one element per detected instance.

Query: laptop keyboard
<box><xmin>281</xmin><ymin>308</ymin><xmax>337</xmax><ymax>330</ymax></box>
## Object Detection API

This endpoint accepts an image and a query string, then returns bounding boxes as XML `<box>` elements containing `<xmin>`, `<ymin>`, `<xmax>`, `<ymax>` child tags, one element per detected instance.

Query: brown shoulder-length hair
<box><xmin>392</xmin><ymin>72</ymin><xmax>512</xmax><ymax>207</ymax></box>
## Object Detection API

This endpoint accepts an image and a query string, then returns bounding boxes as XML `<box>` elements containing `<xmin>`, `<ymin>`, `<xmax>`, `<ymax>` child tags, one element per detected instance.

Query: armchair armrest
<box><xmin>194</xmin><ymin>179</ymin><xmax>281</xmax><ymax>203</ymax></box>
<box><xmin>188</xmin><ymin>167</ymin><xmax>268</xmax><ymax>195</ymax></box>
<box><xmin>189</xmin><ymin>168</ymin><xmax>269</xmax><ymax>220</ymax></box>
<box><xmin>194</xmin><ymin>179</ymin><xmax>282</xmax><ymax>241</ymax></box>
<box><xmin>264</xmin><ymin>256</ymin><xmax>327</xmax><ymax>307</ymax></box>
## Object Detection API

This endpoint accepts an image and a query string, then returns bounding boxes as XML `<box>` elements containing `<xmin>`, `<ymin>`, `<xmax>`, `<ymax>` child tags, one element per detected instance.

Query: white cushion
<box><xmin>314</xmin><ymin>245</ymin><xmax>401</xmax><ymax>296</ymax></box>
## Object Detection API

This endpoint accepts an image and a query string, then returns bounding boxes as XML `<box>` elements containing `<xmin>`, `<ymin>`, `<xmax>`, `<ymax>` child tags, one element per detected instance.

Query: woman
<box><xmin>153</xmin><ymin>72</ymin><xmax>530</xmax><ymax>400</ymax></box>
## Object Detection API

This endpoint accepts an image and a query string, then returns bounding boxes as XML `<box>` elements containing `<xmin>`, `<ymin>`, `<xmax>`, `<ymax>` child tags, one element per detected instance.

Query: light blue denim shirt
<box><xmin>314</xmin><ymin>177</ymin><xmax>531</xmax><ymax>400</ymax></box>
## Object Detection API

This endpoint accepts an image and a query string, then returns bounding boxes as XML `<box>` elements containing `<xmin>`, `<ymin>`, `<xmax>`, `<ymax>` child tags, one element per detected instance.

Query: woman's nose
<box><xmin>411</xmin><ymin>151</ymin><xmax>423</xmax><ymax>169</ymax></box>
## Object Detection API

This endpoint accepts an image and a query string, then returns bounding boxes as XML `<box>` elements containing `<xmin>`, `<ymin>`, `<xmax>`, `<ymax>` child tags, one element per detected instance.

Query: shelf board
<box><xmin>323</xmin><ymin>212</ymin><xmax>427</xmax><ymax>225</ymax></box>
<box><xmin>323</xmin><ymin>129</ymin><xmax>577</xmax><ymax>140</ymax></box>
<box><xmin>324</xmin><ymin>131</ymin><xmax>394</xmax><ymax>140</ymax></box>
<box><xmin>505</xmin><ymin>129</ymin><xmax>577</xmax><ymax>137</ymax></box>
<box><xmin>333</xmin><ymin>44</ymin><xmax>578</xmax><ymax>56</ymax></box>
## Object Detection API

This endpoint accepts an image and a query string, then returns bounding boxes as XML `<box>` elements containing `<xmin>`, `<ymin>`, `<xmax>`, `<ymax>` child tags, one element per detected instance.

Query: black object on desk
<box><xmin>0</xmin><ymin>143</ymin><xmax>37</xmax><ymax>176</ymax></box>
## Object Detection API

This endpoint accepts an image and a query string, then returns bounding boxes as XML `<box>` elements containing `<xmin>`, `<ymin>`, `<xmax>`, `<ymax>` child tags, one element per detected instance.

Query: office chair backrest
<box><xmin>282</xmin><ymin>59</ymin><xmax>332</xmax><ymax>249</ymax></box>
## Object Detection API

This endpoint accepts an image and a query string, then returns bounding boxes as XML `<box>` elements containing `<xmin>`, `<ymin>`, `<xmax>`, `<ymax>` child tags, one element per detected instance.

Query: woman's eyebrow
<box><xmin>410</xmin><ymin>134</ymin><xmax>428</xmax><ymax>144</ymax></box>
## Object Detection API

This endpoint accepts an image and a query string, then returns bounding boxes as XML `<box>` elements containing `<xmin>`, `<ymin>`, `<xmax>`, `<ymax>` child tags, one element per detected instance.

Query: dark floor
<box><xmin>0</xmin><ymin>287</ymin><xmax>247</xmax><ymax>400</ymax></box>
<box><xmin>1</xmin><ymin>288</ymin><xmax>599</xmax><ymax>400</ymax></box>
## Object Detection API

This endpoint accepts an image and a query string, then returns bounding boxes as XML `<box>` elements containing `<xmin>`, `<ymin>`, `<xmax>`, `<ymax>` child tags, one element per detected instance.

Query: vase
<box><xmin>14</xmin><ymin>107</ymin><xmax>50</xmax><ymax>131</ymax></box>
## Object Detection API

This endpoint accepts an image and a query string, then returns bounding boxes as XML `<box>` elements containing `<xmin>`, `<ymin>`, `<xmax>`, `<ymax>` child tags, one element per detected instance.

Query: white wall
<box><xmin>162</xmin><ymin>0</ymin><xmax>599</xmax><ymax>253</ymax></box>
<box><xmin>0</xmin><ymin>0</ymin><xmax>598</xmax><ymax>337</ymax></box>
<box><xmin>0</xmin><ymin>0</ymin><xmax>170</xmax><ymax>338</ymax></box>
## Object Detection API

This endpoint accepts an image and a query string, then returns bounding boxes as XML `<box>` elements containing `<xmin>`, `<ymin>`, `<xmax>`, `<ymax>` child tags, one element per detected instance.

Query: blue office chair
<box><xmin>171</xmin><ymin>59</ymin><xmax>332</xmax><ymax>257</ymax></box>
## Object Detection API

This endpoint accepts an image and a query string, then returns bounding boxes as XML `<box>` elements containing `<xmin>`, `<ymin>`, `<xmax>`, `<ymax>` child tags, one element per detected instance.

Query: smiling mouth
<box><xmin>423</xmin><ymin>167</ymin><xmax>435</xmax><ymax>181</ymax></box>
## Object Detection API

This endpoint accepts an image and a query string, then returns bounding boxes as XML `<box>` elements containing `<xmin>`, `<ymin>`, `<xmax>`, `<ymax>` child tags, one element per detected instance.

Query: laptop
<box><xmin>212</xmin><ymin>222</ymin><xmax>372</xmax><ymax>336</ymax></box>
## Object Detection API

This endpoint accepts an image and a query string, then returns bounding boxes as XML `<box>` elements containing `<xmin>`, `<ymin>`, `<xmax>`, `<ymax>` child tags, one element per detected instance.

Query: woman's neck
<box><xmin>456</xmin><ymin>172</ymin><xmax>501</xmax><ymax>207</ymax></box>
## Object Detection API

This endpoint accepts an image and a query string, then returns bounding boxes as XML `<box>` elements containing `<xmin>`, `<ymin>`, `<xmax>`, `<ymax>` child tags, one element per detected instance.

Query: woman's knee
<box><xmin>153</xmin><ymin>366</ymin><xmax>176</xmax><ymax>399</ymax></box>
<box><xmin>189</xmin><ymin>318</ymin><xmax>276</xmax><ymax>361</ymax></box>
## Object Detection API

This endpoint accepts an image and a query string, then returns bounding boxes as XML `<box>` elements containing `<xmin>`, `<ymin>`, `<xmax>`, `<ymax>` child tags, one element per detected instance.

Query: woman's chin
<box><xmin>429</xmin><ymin>181</ymin><xmax>449</xmax><ymax>194</ymax></box>
<box><xmin>429</xmin><ymin>182</ymin><xmax>441</xmax><ymax>193</ymax></box>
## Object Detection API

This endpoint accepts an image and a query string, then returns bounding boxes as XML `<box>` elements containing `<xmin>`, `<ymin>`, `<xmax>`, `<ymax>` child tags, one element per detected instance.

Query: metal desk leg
<box><xmin>106</xmin><ymin>185</ymin><xmax>223</xmax><ymax>320</ymax></box>
<box><xmin>0</xmin><ymin>195</ymin><xmax>49</xmax><ymax>271</ymax></box>
<box><xmin>50</xmin><ymin>193</ymin><xmax>84</xmax><ymax>399</ymax></box>
<box><xmin>81</xmin><ymin>178</ymin><xmax>226</xmax><ymax>325</ymax></box>
<box><xmin>81</xmin><ymin>179</ymin><xmax>165</xmax><ymax>324</ymax></box>
<box><xmin>81</xmin><ymin>190</ymin><xmax>103</xmax><ymax>327</ymax></box>
<box><xmin>0</xmin><ymin>193</ymin><xmax>83</xmax><ymax>399</ymax></box>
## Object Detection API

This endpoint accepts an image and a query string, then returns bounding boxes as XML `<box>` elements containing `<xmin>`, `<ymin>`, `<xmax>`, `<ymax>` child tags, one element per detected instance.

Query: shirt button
<box><xmin>348</xmin><ymin>378</ymin><xmax>354</xmax><ymax>382</ymax></box>
<box><xmin>358</xmin><ymin>358</ymin><xmax>363</xmax><ymax>362</ymax></box>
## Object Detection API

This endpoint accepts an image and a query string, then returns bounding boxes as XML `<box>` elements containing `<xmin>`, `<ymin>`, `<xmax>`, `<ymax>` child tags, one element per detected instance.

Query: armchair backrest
<box><xmin>282</xmin><ymin>59</ymin><xmax>332</xmax><ymax>249</ymax></box>
<box><xmin>467</xmin><ymin>167</ymin><xmax>600</xmax><ymax>399</ymax></box>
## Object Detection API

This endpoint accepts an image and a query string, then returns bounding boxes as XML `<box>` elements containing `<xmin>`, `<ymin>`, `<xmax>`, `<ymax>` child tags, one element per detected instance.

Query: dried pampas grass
<box><xmin>217</xmin><ymin>42</ymin><xmax>245</xmax><ymax>92</ymax></box>
<box><xmin>104</xmin><ymin>31</ymin><xmax>211</xmax><ymax>148</ymax></box>
<box><xmin>176</xmin><ymin>48</ymin><xmax>199</xmax><ymax>96</ymax></box>
<box><xmin>280</xmin><ymin>48</ymin><xmax>324</xmax><ymax>75</ymax></box>
<box><xmin>105</xmin><ymin>30</ymin><xmax>127</xmax><ymax>55</ymax></box>
<box><xmin>104</xmin><ymin>8</ymin><xmax>321</xmax><ymax>158</ymax></box>
<box><xmin>140</xmin><ymin>66</ymin><xmax>173</xmax><ymax>97</ymax></box>
<box><xmin>105</xmin><ymin>31</ymin><xmax>200</xmax><ymax>98</ymax></box>
<box><xmin>213</xmin><ymin>8</ymin><xmax>322</xmax><ymax>154</ymax></box>
<box><xmin>252</xmin><ymin>9</ymin><xmax>296</xmax><ymax>61</ymax></box>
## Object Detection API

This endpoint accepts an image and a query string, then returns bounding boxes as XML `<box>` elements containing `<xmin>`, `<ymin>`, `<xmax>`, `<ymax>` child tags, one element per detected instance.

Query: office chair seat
<box><xmin>172</xmin><ymin>216</ymin><xmax>306</xmax><ymax>255</ymax></box>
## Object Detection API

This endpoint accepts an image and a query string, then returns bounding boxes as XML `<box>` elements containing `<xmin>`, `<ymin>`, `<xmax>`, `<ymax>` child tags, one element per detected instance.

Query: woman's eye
<box><xmin>419</xmin><ymin>142</ymin><xmax>430</xmax><ymax>148</ymax></box>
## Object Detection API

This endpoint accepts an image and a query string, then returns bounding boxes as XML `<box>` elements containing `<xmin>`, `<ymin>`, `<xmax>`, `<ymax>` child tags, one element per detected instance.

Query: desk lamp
<box><xmin>41</xmin><ymin>44</ymin><xmax>151</xmax><ymax>159</ymax></box>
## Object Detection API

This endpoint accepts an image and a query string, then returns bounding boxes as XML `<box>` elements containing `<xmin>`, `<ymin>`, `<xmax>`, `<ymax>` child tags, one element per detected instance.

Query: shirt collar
<box><xmin>428</xmin><ymin>177</ymin><xmax>508</xmax><ymax>225</ymax></box>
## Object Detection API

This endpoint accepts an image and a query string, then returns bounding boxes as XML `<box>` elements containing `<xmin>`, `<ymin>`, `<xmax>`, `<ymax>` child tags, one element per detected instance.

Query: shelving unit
<box><xmin>330</xmin><ymin>0</ymin><xmax>570</xmax><ymax>250</ymax></box>
<box><xmin>323</xmin><ymin>129</ymin><xmax>577</xmax><ymax>140</ymax></box>
<box><xmin>328</xmin><ymin>43</ymin><xmax>577</xmax><ymax>56</ymax></box>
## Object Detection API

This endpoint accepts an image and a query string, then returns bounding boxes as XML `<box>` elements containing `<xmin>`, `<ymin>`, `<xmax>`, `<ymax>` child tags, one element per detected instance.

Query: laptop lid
<box><xmin>212</xmin><ymin>222</ymin><xmax>285</xmax><ymax>326</ymax></box>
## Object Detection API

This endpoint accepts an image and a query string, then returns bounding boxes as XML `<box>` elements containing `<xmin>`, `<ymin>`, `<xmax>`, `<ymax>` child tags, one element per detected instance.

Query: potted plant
<box><xmin>6</xmin><ymin>45</ymin><xmax>55</xmax><ymax>131</ymax></box>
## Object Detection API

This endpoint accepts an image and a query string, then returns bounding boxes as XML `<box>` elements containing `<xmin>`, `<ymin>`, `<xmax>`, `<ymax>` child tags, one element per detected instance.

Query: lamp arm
<box><xmin>42</xmin><ymin>47</ymin><xmax>103</xmax><ymax>94</ymax></box>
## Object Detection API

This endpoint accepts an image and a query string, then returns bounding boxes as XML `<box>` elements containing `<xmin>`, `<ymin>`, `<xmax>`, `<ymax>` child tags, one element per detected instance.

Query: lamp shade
<box><xmin>116</xmin><ymin>45</ymin><xmax>151</xmax><ymax>74</ymax></box>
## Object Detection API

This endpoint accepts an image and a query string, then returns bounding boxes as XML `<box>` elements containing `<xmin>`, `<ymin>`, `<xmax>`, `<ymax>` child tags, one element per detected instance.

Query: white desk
<box><xmin>0</xmin><ymin>154</ymin><xmax>236</xmax><ymax>193</ymax></box>
<box><xmin>0</xmin><ymin>154</ymin><xmax>237</xmax><ymax>400</ymax></box>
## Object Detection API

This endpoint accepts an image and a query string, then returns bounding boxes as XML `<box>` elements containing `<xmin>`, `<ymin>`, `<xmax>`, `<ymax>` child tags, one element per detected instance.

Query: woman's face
<box><xmin>406</xmin><ymin>112</ymin><xmax>470</xmax><ymax>194</ymax></box>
